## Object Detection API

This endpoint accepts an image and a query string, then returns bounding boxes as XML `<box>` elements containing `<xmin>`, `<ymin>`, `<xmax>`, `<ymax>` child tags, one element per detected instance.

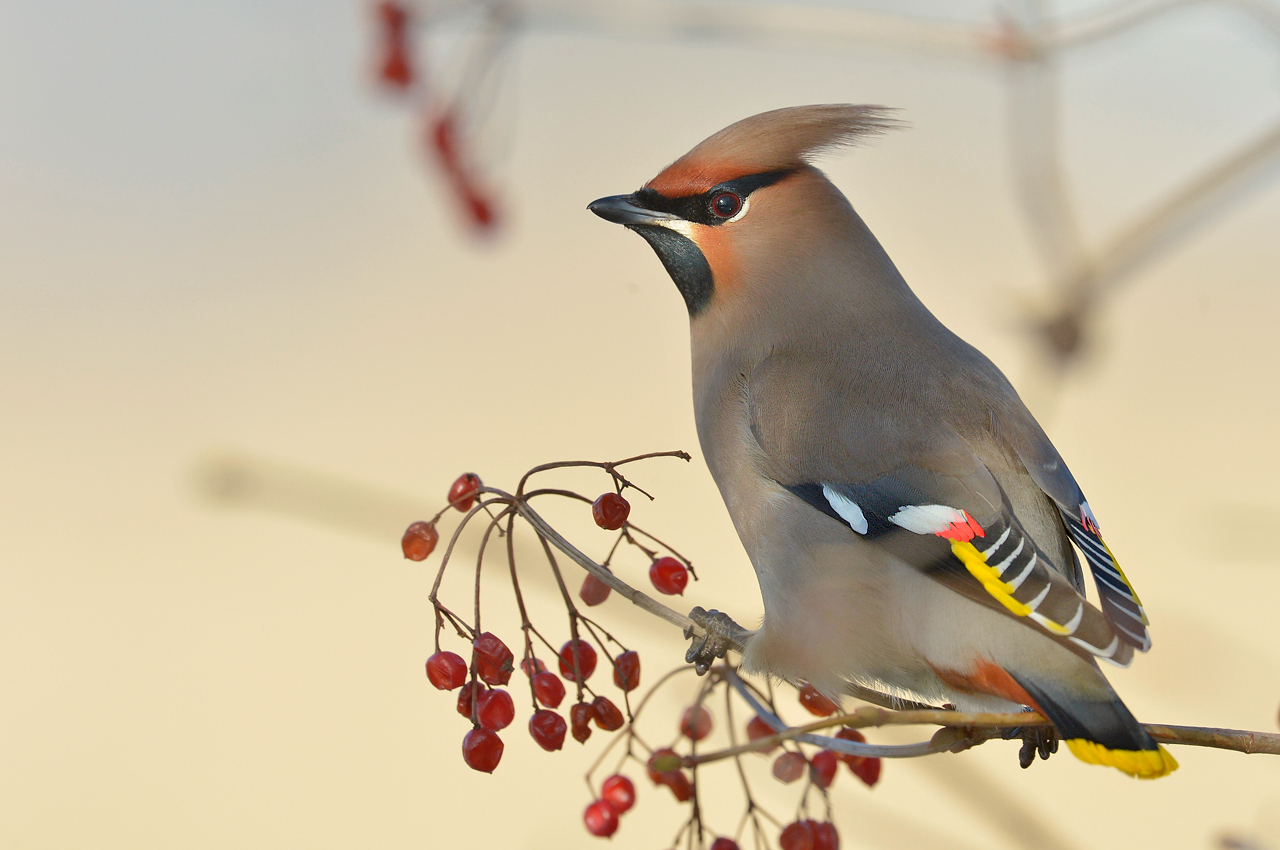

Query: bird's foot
<box><xmin>684</xmin><ymin>607</ymin><xmax>749</xmax><ymax>675</ymax></box>
<box><xmin>1002</xmin><ymin>723</ymin><xmax>1059</xmax><ymax>768</ymax></box>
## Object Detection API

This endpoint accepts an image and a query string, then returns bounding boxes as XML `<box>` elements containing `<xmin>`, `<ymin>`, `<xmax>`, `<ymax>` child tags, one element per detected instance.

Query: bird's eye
<box><xmin>710</xmin><ymin>192</ymin><xmax>742</xmax><ymax>219</ymax></box>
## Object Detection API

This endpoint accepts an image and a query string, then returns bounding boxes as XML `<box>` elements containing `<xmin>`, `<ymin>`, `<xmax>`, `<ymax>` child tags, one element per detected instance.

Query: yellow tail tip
<box><xmin>1065</xmin><ymin>739</ymin><xmax>1179</xmax><ymax>778</ymax></box>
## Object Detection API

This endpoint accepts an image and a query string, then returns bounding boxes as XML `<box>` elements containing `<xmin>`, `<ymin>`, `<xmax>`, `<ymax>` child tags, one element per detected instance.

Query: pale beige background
<box><xmin>2</xmin><ymin>1</ymin><xmax>1279</xmax><ymax>848</ymax></box>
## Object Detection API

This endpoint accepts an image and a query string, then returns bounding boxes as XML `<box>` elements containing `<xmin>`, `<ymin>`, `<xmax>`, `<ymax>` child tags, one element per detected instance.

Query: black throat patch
<box><xmin>629</xmin><ymin>225</ymin><xmax>714</xmax><ymax>316</ymax></box>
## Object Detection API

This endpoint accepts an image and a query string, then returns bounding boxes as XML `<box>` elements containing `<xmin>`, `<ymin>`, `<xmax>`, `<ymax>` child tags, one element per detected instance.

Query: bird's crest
<box><xmin>646</xmin><ymin>104</ymin><xmax>901</xmax><ymax>197</ymax></box>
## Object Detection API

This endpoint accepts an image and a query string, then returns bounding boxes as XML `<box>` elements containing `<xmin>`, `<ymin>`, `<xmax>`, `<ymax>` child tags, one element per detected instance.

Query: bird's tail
<box><xmin>1011</xmin><ymin>670</ymin><xmax>1178</xmax><ymax>779</ymax></box>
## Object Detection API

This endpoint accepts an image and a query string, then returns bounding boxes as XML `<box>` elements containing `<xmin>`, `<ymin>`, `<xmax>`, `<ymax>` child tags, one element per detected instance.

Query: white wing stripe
<box><xmin>821</xmin><ymin>485</ymin><xmax>869</xmax><ymax>535</ymax></box>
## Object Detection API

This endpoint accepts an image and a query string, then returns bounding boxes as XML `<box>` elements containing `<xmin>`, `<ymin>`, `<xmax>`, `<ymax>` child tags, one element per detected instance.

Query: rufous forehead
<box><xmin>644</xmin><ymin>158</ymin><xmax>759</xmax><ymax>198</ymax></box>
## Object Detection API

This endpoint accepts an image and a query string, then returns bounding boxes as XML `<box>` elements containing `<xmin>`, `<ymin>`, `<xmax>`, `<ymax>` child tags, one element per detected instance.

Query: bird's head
<box><xmin>589</xmin><ymin>104</ymin><xmax>901</xmax><ymax>321</ymax></box>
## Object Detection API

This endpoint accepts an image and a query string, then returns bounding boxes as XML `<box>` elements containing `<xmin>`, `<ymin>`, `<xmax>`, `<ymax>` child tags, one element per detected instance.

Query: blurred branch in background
<box><xmin>372</xmin><ymin>0</ymin><xmax>1280</xmax><ymax>389</ymax></box>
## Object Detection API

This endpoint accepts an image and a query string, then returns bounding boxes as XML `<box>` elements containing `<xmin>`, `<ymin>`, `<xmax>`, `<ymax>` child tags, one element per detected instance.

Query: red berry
<box><xmin>612</xmin><ymin>650</ymin><xmax>640</xmax><ymax>692</ymax></box>
<box><xmin>664</xmin><ymin>770</ymin><xmax>692</xmax><ymax>801</ymax></box>
<box><xmin>583</xmin><ymin>799</ymin><xmax>619</xmax><ymax>838</ymax></box>
<box><xmin>472</xmin><ymin>632</ymin><xmax>514</xmax><ymax>686</ymax></box>
<box><xmin>579</xmin><ymin>571</ymin><xmax>612</xmax><ymax>606</ymax></box>
<box><xmin>772</xmin><ymin>751</ymin><xmax>805</xmax><ymax>783</ymax></box>
<box><xmin>813</xmin><ymin>821</ymin><xmax>840</xmax><ymax>850</ymax></box>
<box><xmin>648</xmin><ymin>556</ymin><xmax>688</xmax><ymax>595</ymax></box>
<box><xmin>558</xmin><ymin>639</ymin><xmax>597</xmax><ymax>683</ymax></box>
<box><xmin>646</xmin><ymin>748</ymin><xmax>691</xmax><ymax>800</ymax></box>
<box><xmin>810</xmin><ymin>749</ymin><xmax>838</xmax><ymax>789</ymax></box>
<box><xmin>680</xmin><ymin>705</ymin><xmax>713</xmax><ymax>741</ymax></box>
<box><xmin>779</xmin><ymin>820</ymin><xmax>815</xmax><ymax>850</ymax></box>
<box><xmin>425</xmin><ymin>650</ymin><xmax>467</xmax><ymax>690</ymax></box>
<box><xmin>798</xmin><ymin>683</ymin><xmax>839</xmax><ymax>717</ymax></box>
<box><xmin>532</xmin><ymin>671</ymin><xmax>565</xmax><ymax>708</ymax></box>
<box><xmin>591</xmin><ymin>492</ymin><xmax>630</xmax><ymax>530</ymax></box>
<box><xmin>529</xmin><ymin>709</ymin><xmax>567</xmax><ymax>751</ymax></box>
<box><xmin>850</xmin><ymin>755</ymin><xmax>882</xmax><ymax>787</ymax></box>
<box><xmin>461</xmin><ymin>728</ymin><xmax>503</xmax><ymax>773</ymax></box>
<box><xmin>448</xmin><ymin>473</ymin><xmax>481</xmax><ymax>511</ymax></box>
<box><xmin>456</xmin><ymin>680</ymin><xmax>484</xmax><ymax>718</ymax></box>
<box><xmin>600</xmin><ymin>774</ymin><xmax>635</xmax><ymax>814</ymax></box>
<box><xmin>710</xmin><ymin>839</ymin><xmax>741</xmax><ymax>850</ymax></box>
<box><xmin>401</xmin><ymin>521</ymin><xmax>438</xmax><ymax>560</ymax></box>
<box><xmin>746</xmin><ymin>716</ymin><xmax>778</xmax><ymax>753</ymax></box>
<box><xmin>570</xmin><ymin>702</ymin><xmax>595</xmax><ymax>743</ymax></box>
<box><xmin>592</xmin><ymin>696</ymin><xmax>625</xmax><ymax>731</ymax></box>
<box><xmin>476</xmin><ymin>688</ymin><xmax>515</xmax><ymax>730</ymax></box>
<box><xmin>520</xmin><ymin>657</ymin><xmax>546</xmax><ymax>677</ymax></box>
<box><xmin>833</xmin><ymin>728</ymin><xmax>866</xmax><ymax>767</ymax></box>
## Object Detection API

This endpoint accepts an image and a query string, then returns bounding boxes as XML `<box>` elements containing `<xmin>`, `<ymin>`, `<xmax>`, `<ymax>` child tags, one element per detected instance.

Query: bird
<box><xmin>588</xmin><ymin>104</ymin><xmax>1176</xmax><ymax>779</ymax></box>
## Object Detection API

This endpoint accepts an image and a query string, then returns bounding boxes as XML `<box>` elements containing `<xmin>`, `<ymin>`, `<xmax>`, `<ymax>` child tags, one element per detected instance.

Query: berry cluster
<box><xmin>401</xmin><ymin>458</ymin><xmax>885</xmax><ymax>849</ymax></box>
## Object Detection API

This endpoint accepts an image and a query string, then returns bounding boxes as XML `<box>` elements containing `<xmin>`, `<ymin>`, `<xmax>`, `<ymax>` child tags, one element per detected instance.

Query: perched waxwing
<box><xmin>589</xmin><ymin>104</ymin><xmax>1176</xmax><ymax>778</ymax></box>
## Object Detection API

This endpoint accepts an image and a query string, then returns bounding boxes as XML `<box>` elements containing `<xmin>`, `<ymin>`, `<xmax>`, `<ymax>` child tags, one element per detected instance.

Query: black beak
<box><xmin>588</xmin><ymin>194</ymin><xmax>679</xmax><ymax>227</ymax></box>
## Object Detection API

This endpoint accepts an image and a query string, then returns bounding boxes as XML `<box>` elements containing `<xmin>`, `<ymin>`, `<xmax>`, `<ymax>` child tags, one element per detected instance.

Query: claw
<box><xmin>683</xmin><ymin>606</ymin><xmax>747</xmax><ymax>676</ymax></box>
<box><xmin>1008</xmin><ymin>724</ymin><xmax>1059</xmax><ymax>769</ymax></box>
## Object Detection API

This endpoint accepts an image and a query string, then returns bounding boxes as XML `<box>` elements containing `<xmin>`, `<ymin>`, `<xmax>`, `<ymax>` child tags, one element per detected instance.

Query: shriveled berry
<box><xmin>529</xmin><ymin>709</ymin><xmax>567</xmax><ymax>751</ymax></box>
<box><xmin>798</xmin><ymin>683</ymin><xmax>839</xmax><ymax>717</ymax></box>
<box><xmin>779</xmin><ymin>820</ymin><xmax>815</xmax><ymax>850</ymax></box>
<box><xmin>746</xmin><ymin>716</ymin><xmax>778</xmax><ymax>753</ymax></box>
<box><xmin>591</xmin><ymin>492</ymin><xmax>630</xmax><ymax>530</ymax></box>
<box><xmin>519</xmin><ymin>657</ymin><xmax>546</xmax><ymax>677</ymax></box>
<box><xmin>558</xmin><ymin>639</ymin><xmax>597</xmax><ymax>683</ymax></box>
<box><xmin>612</xmin><ymin>650</ymin><xmax>640</xmax><ymax>692</ymax></box>
<box><xmin>601</xmin><ymin>774</ymin><xmax>635</xmax><ymax>814</ymax></box>
<box><xmin>813</xmin><ymin>821</ymin><xmax>840</xmax><ymax>850</ymax></box>
<box><xmin>583</xmin><ymin>799</ymin><xmax>619</xmax><ymax>838</ymax></box>
<box><xmin>772</xmin><ymin>751</ymin><xmax>805</xmax><ymax>783</ymax></box>
<box><xmin>680</xmin><ymin>705</ymin><xmax>712</xmax><ymax>741</ymax></box>
<box><xmin>833</xmin><ymin>728</ymin><xmax>866</xmax><ymax>767</ymax></box>
<box><xmin>850</xmin><ymin>755</ymin><xmax>882</xmax><ymax>787</ymax></box>
<box><xmin>592</xmin><ymin>696</ymin><xmax>625</xmax><ymax>731</ymax></box>
<box><xmin>401</xmin><ymin>521</ymin><xmax>438</xmax><ymax>561</ymax></box>
<box><xmin>648</xmin><ymin>556</ymin><xmax>688</xmax><ymax>595</ymax></box>
<box><xmin>570</xmin><ymin>701</ymin><xmax>595</xmax><ymax>744</ymax></box>
<box><xmin>461</xmin><ymin>728</ymin><xmax>503</xmax><ymax>773</ymax></box>
<box><xmin>476</xmin><ymin>688</ymin><xmax>515</xmax><ymax>731</ymax></box>
<box><xmin>810</xmin><ymin>749</ymin><xmax>838</xmax><ymax>789</ymax></box>
<box><xmin>425</xmin><ymin>650</ymin><xmax>467</xmax><ymax>690</ymax></box>
<box><xmin>532</xmin><ymin>671</ymin><xmax>566</xmax><ymax>708</ymax></box>
<box><xmin>473</xmin><ymin>632</ymin><xmax>514</xmax><ymax>686</ymax></box>
<box><xmin>448</xmin><ymin>473</ymin><xmax>481</xmax><ymax>511</ymax></box>
<box><xmin>710</xmin><ymin>839</ymin><xmax>741</xmax><ymax>850</ymax></box>
<box><xmin>646</xmin><ymin>747</ymin><xmax>682</xmax><ymax>784</ymax></box>
<box><xmin>579</xmin><ymin>572</ymin><xmax>612</xmax><ymax>606</ymax></box>
<box><xmin>456</xmin><ymin>680</ymin><xmax>484</xmax><ymax>718</ymax></box>
<box><xmin>664</xmin><ymin>770</ymin><xmax>692</xmax><ymax>801</ymax></box>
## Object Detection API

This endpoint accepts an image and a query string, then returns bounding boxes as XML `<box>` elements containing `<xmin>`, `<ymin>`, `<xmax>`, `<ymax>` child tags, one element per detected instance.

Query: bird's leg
<box><xmin>1002</xmin><ymin>722</ymin><xmax>1060</xmax><ymax>768</ymax></box>
<box><xmin>684</xmin><ymin>606</ymin><xmax>750</xmax><ymax>675</ymax></box>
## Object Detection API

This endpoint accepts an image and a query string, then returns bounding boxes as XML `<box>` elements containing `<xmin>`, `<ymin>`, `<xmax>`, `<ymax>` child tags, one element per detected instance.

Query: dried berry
<box><xmin>579</xmin><ymin>572</ymin><xmax>612</xmax><ymax>606</ymax></box>
<box><xmin>772</xmin><ymin>751</ymin><xmax>805</xmax><ymax>783</ymax></box>
<box><xmin>447</xmin><ymin>473</ymin><xmax>481</xmax><ymax>512</ymax></box>
<box><xmin>646</xmin><ymin>747</ymin><xmax>691</xmax><ymax>800</ymax></box>
<box><xmin>583</xmin><ymin>799</ymin><xmax>619</xmax><ymax>838</ymax></box>
<box><xmin>528</xmin><ymin>709</ymin><xmax>567</xmax><ymax>752</ymax></box>
<box><xmin>649</xmin><ymin>556</ymin><xmax>689</xmax><ymax>595</ymax></box>
<box><xmin>456</xmin><ymin>680</ymin><xmax>485</xmax><ymax>719</ymax></box>
<box><xmin>558</xmin><ymin>639</ymin><xmax>597</xmax><ymax>683</ymax></box>
<box><xmin>612</xmin><ymin>650</ymin><xmax>640</xmax><ymax>692</ymax></box>
<box><xmin>461</xmin><ymin>728</ymin><xmax>503</xmax><ymax>773</ymax></box>
<box><xmin>472</xmin><ymin>632</ymin><xmax>514</xmax><ymax>686</ymax></box>
<box><xmin>591</xmin><ymin>492</ymin><xmax>630</xmax><ymax>530</ymax></box>
<box><xmin>601</xmin><ymin>774</ymin><xmax>635</xmax><ymax>814</ymax></box>
<box><xmin>401</xmin><ymin>521</ymin><xmax>438</xmax><ymax>561</ymax></box>
<box><xmin>425</xmin><ymin>650</ymin><xmax>467</xmax><ymax>690</ymax></box>
<box><xmin>746</xmin><ymin>716</ymin><xmax>778</xmax><ymax>753</ymax></box>
<box><xmin>813</xmin><ymin>821</ymin><xmax>840</xmax><ymax>850</ymax></box>
<box><xmin>810</xmin><ymin>749</ymin><xmax>838</xmax><ymax>789</ymax></box>
<box><xmin>519</xmin><ymin>657</ymin><xmax>546</xmax><ymax>677</ymax></box>
<box><xmin>850</xmin><ymin>755</ymin><xmax>882</xmax><ymax>787</ymax></box>
<box><xmin>680</xmin><ymin>705</ymin><xmax>712</xmax><ymax>741</ymax></box>
<box><xmin>779</xmin><ymin>820</ymin><xmax>815</xmax><ymax>850</ymax></box>
<box><xmin>592</xmin><ymin>696</ymin><xmax>625</xmax><ymax>731</ymax></box>
<box><xmin>570</xmin><ymin>701</ymin><xmax>595</xmax><ymax>744</ymax></box>
<box><xmin>709</xmin><ymin>839</ymin><xmax>741</xmax><ymax>850</ymax></box>
<box><xmin>798</xmin><ymin>683</ymin><xmax>839</xmax><ymax>717</ymax></box>
<box><xmin>475</xmin><ymin>688</ymin><xmax>514</xmax><ymax>731</ymax></box>
<box><xmin>532</xmin><ymin>671</ymin><xmax>566</xmax><ymax>708</ymax></box>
